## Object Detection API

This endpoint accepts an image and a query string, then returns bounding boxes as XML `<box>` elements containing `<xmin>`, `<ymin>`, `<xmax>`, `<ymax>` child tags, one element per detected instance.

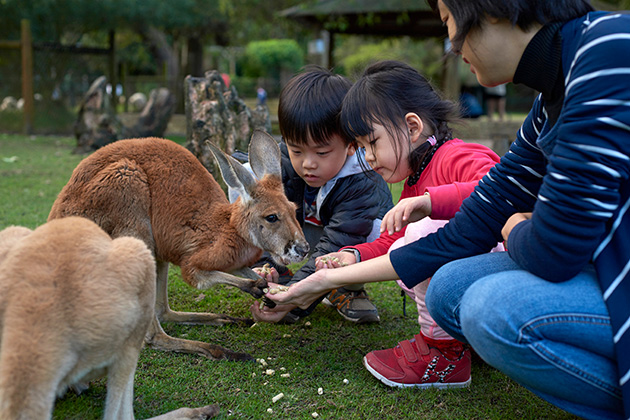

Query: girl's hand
<box><xmin>265</xmin><ymin>271</ymin><xmax>332</xmax><ymax>309</ymax></box>
<box><xmin>253</xmin><ymin>264</ymin><xmax>279</xmax><ymax>283</ymax></box>
<box><xmin>380</xmin><ymin>195</ymin><xmax>432</xmax><ymax>235</ymax></box>
<box><xmin>315</xmin><ymin>251</ymin><xmax>355</xmax><ymax>270</ymax></box>
<box><xmin>501</xmin><ymin>212</ymin><xmax>532</xmax><ymax>243</ymax></box>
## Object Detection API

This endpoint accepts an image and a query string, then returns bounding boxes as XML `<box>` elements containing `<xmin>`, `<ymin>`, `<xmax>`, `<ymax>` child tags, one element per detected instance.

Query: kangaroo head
<box><xmin>208</xmin><ymin>130</ymin><xmax>309</xmax><ymax>266</ymax></box>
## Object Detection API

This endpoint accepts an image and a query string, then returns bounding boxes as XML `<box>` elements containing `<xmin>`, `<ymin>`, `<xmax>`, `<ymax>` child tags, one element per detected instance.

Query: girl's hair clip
<box><xmin>426</xmin><ymin>135</ymin><xmax>437</xmax><ymax>146</ymax></box>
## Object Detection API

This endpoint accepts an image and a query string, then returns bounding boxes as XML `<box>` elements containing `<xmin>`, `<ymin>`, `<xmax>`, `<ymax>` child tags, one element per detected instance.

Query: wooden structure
<box><xmin>0</xmin><ymin>20</ymin><xmax>34</xmax><ymax>134</ymax></box>
<box><xmin>279</xmin><ymin>0</ymin><xmax>459</xmax><ymax>98</ymax></box>
<box><xmin>280</xmin><ymin>0</ymin><xmax>623</xmax><ymax>100</ymax></box>
<box><xmin>281</xmin><ymin>1</ymin><xmax>445</xmax><ymax>36</ymax></box>
<box><xmin>0</xmin><ymin>20</ymin><xmax>117</xmax><ymax>135</ymax></box>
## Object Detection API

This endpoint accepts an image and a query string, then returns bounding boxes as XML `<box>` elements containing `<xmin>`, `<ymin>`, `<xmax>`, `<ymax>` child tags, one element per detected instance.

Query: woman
<box><xmin>267</xmin><ymin>1</ymin><xmax>630</xmax><ymax>418</ymax></box>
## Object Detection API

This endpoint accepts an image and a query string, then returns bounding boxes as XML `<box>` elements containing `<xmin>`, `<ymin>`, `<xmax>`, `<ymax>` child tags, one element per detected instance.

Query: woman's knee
<box><xmin>426</xmin><ymin>253</ymin><xmax>518</xmax><ymax>342</ymax></box>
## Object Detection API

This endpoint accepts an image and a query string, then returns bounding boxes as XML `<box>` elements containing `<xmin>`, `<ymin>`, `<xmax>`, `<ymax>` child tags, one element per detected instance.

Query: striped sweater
<box><xmin>389</xmin><ymin>11</ymin><xmax>630</xmax><ymax>416</ymax></box>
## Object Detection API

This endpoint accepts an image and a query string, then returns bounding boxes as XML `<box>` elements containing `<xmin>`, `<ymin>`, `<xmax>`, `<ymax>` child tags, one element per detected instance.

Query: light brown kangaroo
<box><xmin>0</xmin><ymin>217</ymin><xmax>219</xmax><ymax>420</ymax></box>
<box><xmin>48</xmin><ymin>130</ymin><xmax>309</xmax><ymax>361</ymax></box>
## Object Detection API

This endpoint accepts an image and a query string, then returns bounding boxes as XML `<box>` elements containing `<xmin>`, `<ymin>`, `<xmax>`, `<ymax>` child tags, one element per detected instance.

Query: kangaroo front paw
<box><xmin>244</xmin><ymin>277</ymin><xmax>268</xmax><ymax>298</ymax></box>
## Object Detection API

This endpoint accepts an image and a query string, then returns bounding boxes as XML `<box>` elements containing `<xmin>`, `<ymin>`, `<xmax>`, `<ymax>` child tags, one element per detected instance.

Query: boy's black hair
<box><xmin>278</xmin><ymin>65</ymin><xmax>353</xmax><ymax>146</ymax></box>
<box><xmin>428</xmin><ymin>0</ymin><xmax>594</xmax><ymax>52</ymax></box>
<box><xmin>340</xmin><ymin>60</ymin><xmax>458</xmax><ymax>179</ymax></box>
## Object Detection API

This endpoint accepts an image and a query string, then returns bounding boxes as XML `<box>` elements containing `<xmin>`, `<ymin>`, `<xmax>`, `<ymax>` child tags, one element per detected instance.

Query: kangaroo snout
<box><xmin>280</xmin><ymin>237</ymin><xmax>310</xmax><ymax>265</ymax></box>
<box><xmin>289</xmin><ymin>240</ymin><xmax>310</xmax><ymax>260</ymax></box>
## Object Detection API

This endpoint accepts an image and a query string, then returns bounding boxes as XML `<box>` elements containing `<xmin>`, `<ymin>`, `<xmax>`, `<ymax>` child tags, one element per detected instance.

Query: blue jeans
<box><xmin>425</xmin><ymin>252</ymin><xmax>623</xmax><ymax>420</ymax></box>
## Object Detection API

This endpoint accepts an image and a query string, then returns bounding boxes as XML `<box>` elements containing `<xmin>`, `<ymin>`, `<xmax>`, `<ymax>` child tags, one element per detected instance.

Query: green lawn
<box><xmin>0</xmin><ymin>133</ymin><xmax>577</xmax><ymax>419</ymax></box>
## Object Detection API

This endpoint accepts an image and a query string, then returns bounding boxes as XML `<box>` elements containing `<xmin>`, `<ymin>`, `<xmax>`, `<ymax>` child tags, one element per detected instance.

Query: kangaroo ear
<box><xmin>206</xmin><ymin>141</ymin><xmax>257</xmax><ymax>202</ymax></box>
<box><xmin>248</xmin><ymin>130</ymin><xmax>281</xmax><ymax>179</ymax></box>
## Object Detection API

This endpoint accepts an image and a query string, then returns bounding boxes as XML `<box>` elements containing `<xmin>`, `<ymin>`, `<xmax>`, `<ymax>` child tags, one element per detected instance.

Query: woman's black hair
<box><xmin>278</xmin><ymin>65</ymin><xmax>353</xmax><ymax>146</ymax></box>
<box><xmin>340</xmin><ymin>60</ymin><xmax>459</xmax><ymax>179</ymax></box>
<box><xmin>428</xmin><ymin>0</ymin><xmax>594</xmax><ymax>52</ymax></box>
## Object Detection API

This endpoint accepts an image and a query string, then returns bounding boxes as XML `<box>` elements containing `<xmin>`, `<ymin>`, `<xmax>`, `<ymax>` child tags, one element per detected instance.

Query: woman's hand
<box><xmin>315</xmin><ymin>251</ymin><xmax>355</xmax><ymax>270</ymax></box>
<box><xmin>380</xmin><ymin>195</ymin><xmax>432</xmax><ymax>235</ymax></box>
<box><xmin>502</xmin><ymin>212</ymin><xmax>532</xmax><ymax>243</ymax></box>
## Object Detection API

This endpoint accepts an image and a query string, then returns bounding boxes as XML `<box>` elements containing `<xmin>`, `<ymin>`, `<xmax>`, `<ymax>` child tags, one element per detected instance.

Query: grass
<box><xmin>0</xmin><ymin>103</ymin><xmax>76</xmax><ymax>135</ymax></box>
<box><xmin>0</xmin><ymin>133</ymin><xmax>578</xmax><ymax>419</ymax></box>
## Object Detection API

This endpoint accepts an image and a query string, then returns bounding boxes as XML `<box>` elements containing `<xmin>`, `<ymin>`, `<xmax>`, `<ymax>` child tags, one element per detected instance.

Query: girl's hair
<box><xmin>428</xmin><ymin>0</ymin><xmax>594</xmax><ymax>52</ymax></box>
<box><xmin>278</xmin><ymin>65</ymin><xmax>352</xmax><ymax>146</ymax></box>
<box><xmin>340</xmin><ymin>60</ymin><xmax>458</xmax><ymax>178</ymax></box>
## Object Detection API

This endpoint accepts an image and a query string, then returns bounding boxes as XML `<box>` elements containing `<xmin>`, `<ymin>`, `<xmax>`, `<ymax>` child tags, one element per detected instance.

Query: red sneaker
<box><xmin>363</xmin><ymin>334</ymin><xmax>471</xmax><ymax>389</ymax></box>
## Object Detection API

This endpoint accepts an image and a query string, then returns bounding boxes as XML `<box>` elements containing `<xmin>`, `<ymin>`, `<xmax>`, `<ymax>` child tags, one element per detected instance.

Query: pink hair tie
<box><xmin>426</xmin><ymin>135</ymin><xmax>437</xmax><ymax>146</ymax></box>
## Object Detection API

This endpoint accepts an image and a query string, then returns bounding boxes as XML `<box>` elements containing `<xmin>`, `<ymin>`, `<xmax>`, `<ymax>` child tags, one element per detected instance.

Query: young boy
<box><xmin>249</xmin><ymin>66</ymin><xmax>393</xmax><ymax>324</ymax></box>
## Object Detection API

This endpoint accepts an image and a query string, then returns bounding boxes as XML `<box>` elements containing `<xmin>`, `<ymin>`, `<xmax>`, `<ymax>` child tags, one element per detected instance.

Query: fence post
<box><xmin>21</xmin><ymin>19</ymin><xmax>34</xmax><ymax>135</ymax></box>
<box><xmin>108</xmin><ymin>30</ymin><xmax>117</xmax><ymax>113</ymax></box>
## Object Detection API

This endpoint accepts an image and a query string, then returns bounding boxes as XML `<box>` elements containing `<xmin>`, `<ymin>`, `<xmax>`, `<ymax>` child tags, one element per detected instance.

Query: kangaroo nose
<box><xmin>295</xmin><ymin>242</ymin><xmax>309</xmax><ymax>258</ymax></box>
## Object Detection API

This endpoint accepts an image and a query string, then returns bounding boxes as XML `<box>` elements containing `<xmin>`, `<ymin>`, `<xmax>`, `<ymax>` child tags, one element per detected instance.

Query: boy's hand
<box><xmin>250</xmin><ymin>301</ymin><xmax>295</xmax><ymax>323</ymax></box>
<box><xmin>380</xmin><ymin>195</ymin><xmax>432</xmax><ymax>235</ymax></box>
<box><xmin>315</xmin><ymin>252</ymin><xmax>354</xmax><ymax>270</ymax></box>
<box><xmin>265</xmin><ymin>272</ymin><xmax>332</xmax><ymax>309</ymax></box>
<box><xmin>253</xmin><ymin>263</ymin><xmax>279</xmax><ymax>283</ymax></box>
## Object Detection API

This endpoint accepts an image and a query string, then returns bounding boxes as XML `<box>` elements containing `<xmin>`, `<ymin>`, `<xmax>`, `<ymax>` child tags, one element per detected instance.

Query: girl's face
<box><xmin>437</xmin><ymin>0</ymin><xmax>534</xmax><ymax>87</ymax></box>
<box><xmin>355</xmin><ymin>123</ymin><xmax>413</xmax><ymax>184</ymax></box>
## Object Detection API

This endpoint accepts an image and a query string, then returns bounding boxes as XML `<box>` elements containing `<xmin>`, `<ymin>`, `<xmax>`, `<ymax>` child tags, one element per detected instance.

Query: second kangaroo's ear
<box><xmin>248</xmin><ymin>130</ymin><xmax>281</xmax><ymax>179</ymax></box>
<box><xmin>206</xmin><ymin>141</ymin><xmax>257</xmax><ymax>202</ymax></box>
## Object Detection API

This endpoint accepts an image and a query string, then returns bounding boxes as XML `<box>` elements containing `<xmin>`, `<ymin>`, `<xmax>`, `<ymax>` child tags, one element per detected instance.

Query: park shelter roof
<box><xmin>281</xmin><ymin>0</ymin><xmax>621</xmax><ymax>38</ymax></box>
<box><xmin>279</xmin><ymin>0</ymin><xmax>446</xmax><ymax>38</ymax></box>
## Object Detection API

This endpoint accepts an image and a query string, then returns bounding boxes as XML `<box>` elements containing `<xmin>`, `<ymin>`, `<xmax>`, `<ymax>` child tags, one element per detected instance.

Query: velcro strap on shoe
<box><xmin>399</xmin><ymin>339</ymin><xmax>418</xmax><ymax>363</ymax></box>
<box><xmin>414</xmin><ymin>334</ymin><xmax>431</xmax><ymax>356</ymax></box>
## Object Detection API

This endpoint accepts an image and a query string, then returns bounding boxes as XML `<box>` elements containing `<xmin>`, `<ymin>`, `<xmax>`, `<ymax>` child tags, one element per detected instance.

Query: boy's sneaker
<box><xmin>363</xmin><ymin>334</ymin><xmax>471</xmax><ymax>389</ymax></box>
<box><xmin>322</xmin><ymin>287</ymin><xmax>380</xmax><ymax>324</ymax></box>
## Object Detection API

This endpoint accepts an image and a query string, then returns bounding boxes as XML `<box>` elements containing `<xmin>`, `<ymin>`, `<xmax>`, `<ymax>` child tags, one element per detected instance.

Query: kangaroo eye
<box><xmin>265</xmin><ymin>214</ymin><xmax>279</xmax><ymax>223</ymax></box>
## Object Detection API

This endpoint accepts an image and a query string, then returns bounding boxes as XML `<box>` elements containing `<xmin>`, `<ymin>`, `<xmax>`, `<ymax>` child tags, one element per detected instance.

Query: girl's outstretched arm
<box><xmin>266</xmin><ymin>254</ymin><xmax>399</xmax><ymax>309</ymax></box>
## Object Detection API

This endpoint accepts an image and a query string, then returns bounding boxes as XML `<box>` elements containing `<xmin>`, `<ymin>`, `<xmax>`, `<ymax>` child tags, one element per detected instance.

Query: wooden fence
<box><xmin>0</xmin><ymin>20</ymin><xmax>116</xmax><ymax>135</ymax></box>
<box><xmin>0</xmin><ymin>20</ymin><xmax>33</xmax><ymax>134</ymax></box>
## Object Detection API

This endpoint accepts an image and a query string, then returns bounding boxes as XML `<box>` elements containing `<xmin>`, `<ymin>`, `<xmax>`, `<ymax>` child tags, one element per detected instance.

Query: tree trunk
<box><xmin>143</xmin><ymin>26</ymin><xmax>183</xmax><ymax>113</ymax></box>
<box><xmin>184</xmin><ymin>70</ymin><xmax>271</xmax><ymax>185</ymax></box>
<box><xmin>186</xmin><ymin>36</ymin><xmax>204</xmax><ymax>77</ymax></box>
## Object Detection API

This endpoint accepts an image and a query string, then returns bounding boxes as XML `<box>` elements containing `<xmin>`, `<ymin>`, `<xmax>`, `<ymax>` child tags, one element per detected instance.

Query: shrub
<box><xmin>242</xmin><ymin>39</ymin><xmax>304</xmax><ymax>81</ymax></box>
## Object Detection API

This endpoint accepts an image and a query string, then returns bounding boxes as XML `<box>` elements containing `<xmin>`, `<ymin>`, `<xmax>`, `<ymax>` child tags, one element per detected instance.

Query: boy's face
<box><xmin>286</xmin><ymin>133</ymin><xmax>355</xmax><ymax>188</ymax></box>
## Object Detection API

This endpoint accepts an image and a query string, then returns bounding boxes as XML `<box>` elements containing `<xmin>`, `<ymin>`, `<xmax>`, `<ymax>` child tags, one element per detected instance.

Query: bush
<box><xmin>230</xmin><ymin>75</ymin><xmax>258</xmax><ymax>97</ymax></box>
<box><xmin>337</xmin><ymin>37</ymin><xmax>444</xmax><ymax>84</ymax></box>
<box><xmin>241</xmin><ymin>39</ymin><xmax>304</xmax><ymax>81</ymax></box>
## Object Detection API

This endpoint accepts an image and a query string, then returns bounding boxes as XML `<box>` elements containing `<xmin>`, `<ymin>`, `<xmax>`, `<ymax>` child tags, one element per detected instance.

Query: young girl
<box><xmin>315</xmin><ymin>60</ymin><xmax>501</xmax><ymax>389</ymax></box>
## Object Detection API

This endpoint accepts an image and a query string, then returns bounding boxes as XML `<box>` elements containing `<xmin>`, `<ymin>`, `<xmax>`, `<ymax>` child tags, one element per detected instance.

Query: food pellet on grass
<box><xmin>272</xmin><ymin>393</ymin><xmax>284</xmax><ymax>403</ymax></box>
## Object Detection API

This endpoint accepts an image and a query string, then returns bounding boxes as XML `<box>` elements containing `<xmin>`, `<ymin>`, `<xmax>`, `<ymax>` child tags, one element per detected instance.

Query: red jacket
<box><xmin>346</xmin><ymin>139</ymin><xmax>500</xmax><ymax>261</ymax></box>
